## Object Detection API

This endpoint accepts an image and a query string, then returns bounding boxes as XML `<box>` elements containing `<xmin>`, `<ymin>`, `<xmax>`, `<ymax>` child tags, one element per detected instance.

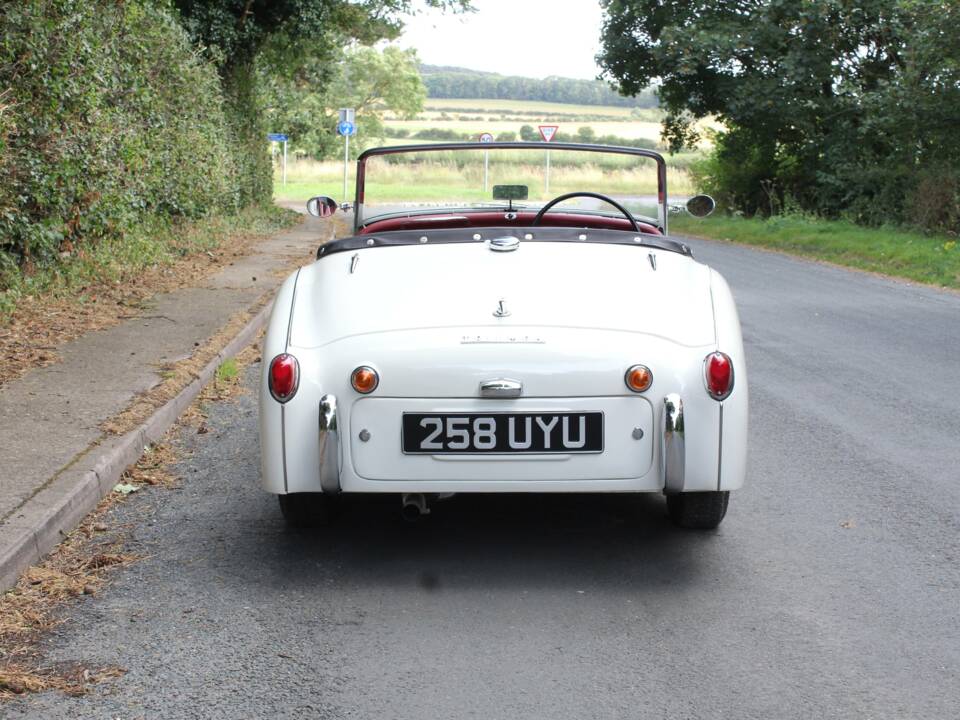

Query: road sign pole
<box><xmin>282</xmin><ymin>140</ymin><xmax>287</xmax><ymax>187</ymax></box>
<box><xmin>545</xmin><ymin>149</ymin><xmax>551</xmax><ymax>194</ymax></box>
<box><xmin>484</xmin><ymin>150</ymin><xmax>489</xmax><ymax>193</ymax></box>
<box><xmin>477</xmin><ymin>132</ymin><xmax>494</xmax><ymax>194</ymax></box>
<box><xmin>343</xmin><ymin>133</ymin><xmax>350</xmax><ymax>201</ymax></box>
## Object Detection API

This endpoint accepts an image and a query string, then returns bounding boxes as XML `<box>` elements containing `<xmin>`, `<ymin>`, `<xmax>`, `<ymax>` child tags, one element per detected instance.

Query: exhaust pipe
<box><xmin>401</xmin><ymin>493</ymin><xmax>430</xmax><ymax>522</ymax></box>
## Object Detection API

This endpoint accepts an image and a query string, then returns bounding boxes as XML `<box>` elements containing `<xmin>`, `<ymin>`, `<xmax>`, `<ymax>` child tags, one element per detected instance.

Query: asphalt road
<box><xmin>8</xmin><ymin>236</ymin><xmax>960</xmax><ymax>719</ymax></box>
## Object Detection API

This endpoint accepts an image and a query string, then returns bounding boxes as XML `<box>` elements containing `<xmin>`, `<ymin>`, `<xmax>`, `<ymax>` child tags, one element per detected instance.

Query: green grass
<box><xmin>671</xmin><ymin>213</ymin><xmax>960</xmax><ymax>289</ymax></box>
<box><xmin>216</xmin><ymin>358</ymin><xmax>239</xmax><ymax>383</ymax></box>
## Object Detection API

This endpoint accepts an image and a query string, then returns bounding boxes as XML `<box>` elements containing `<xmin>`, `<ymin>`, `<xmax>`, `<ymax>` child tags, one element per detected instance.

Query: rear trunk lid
<box><xmin>289</xmin><ymin>240</ymin><xmax>716</xmax><ymax>348</ymax></box>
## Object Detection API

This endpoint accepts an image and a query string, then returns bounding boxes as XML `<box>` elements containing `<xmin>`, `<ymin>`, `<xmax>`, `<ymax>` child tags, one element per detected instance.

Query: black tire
<box><xmin>278</xmin><ymin>493</ymin><xmax>334</xmax><ymax>528</ymax></box>
<box><xmin>666</xmin><ymin>491</ymin><xmax>729</xmax><ymax>529</ymax></box>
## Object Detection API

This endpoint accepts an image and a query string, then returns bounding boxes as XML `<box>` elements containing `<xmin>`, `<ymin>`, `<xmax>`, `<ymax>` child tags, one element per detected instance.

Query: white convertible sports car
<box><xmin>260</xmin><ymin>142</ymin><xmax>747</xmax><ymax>529</ymax></box>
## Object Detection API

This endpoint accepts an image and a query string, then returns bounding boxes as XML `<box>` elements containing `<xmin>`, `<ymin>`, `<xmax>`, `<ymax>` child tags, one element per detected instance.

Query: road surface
<box><xmin>7</xmin><ymin>235</ymin><xmax>960</xmax><ymax>719</ymax></box>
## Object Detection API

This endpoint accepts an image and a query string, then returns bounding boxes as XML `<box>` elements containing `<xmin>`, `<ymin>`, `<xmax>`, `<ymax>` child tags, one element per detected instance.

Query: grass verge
<box><xmin>671</xmin><ymin>213</ymin><xmax>960</xmax><ymax>289</ymax></box>
<box><xmin>0</xmin><ymin>204</ymin><xmax>298</xmax><ymax>321</ymax></box>
<box><xmin>0</xmin><ymin>204</ymin><xmax>299</xmax><ymax>387</ymax></box>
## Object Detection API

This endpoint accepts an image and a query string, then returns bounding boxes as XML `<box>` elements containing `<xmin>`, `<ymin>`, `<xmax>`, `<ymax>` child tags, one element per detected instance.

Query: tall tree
<box><xmin>598</xmin><ymin>0</ymin><xmax>960</xmax><ymax>229</ymax></box>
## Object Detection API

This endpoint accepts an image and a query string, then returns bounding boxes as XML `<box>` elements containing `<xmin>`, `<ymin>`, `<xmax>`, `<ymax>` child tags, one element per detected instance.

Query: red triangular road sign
<box><xmin>538</xmin><ymin>125</ymin><xmax>559</xmax><ymax>142</ymax></box>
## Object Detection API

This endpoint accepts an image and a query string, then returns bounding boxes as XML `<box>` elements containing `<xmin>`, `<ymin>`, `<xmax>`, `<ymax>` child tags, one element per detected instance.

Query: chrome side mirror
<box><xmin>685</xmin><ymin>194</ymin><xmax>716</xmax><ymax>218</ymax></box>
<box><xmin>306</xmin><ymin>195</ymin><xmax>339</xmax><ymax>218</ymax></box>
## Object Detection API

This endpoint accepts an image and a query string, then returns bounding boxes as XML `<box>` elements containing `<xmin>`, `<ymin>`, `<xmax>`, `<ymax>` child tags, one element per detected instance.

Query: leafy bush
<box><xmin>0</xmin><ymin>0</ymin><xmax>243</xmax><ymax>280</ymax></box>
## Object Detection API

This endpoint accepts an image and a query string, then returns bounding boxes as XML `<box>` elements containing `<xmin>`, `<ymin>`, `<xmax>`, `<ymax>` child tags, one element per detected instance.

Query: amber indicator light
<box><xmin>624</xmin><ymin>364</ymin><xmax>653</xmax><ymax>393</ymax></box>
<box><xmin>351</xmin><ymin>366</ymin><xmax>379</xmax><ymax>394</ymax></box>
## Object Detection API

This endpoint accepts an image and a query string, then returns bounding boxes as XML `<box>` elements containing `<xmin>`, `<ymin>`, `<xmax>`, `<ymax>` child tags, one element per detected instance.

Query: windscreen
<box><xmin>356</xmin><ymin>144</ymin><xmax>670</xmax><ymax>229</ymax></box>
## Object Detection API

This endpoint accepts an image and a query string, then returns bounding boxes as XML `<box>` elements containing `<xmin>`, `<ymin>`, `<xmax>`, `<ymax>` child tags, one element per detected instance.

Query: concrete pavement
<box><xmin>0</xmin><ymin>214</ymin><xmax>327</xmax><ymax>592</ymax></box>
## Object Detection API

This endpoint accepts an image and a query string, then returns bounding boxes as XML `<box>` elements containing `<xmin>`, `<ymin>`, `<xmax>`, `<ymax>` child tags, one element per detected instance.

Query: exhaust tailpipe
<box><xmin>401</xmin><ymin>493</ymin><xmax>429</xmax><ymax>522</ymax></box>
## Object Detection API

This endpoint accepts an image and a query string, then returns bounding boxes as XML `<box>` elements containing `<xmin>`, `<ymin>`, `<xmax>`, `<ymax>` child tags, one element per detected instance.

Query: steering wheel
<box><xmin>531</xmin><ymin>191</ymin><xmax>640</xmax><ymax>232</ymax></box>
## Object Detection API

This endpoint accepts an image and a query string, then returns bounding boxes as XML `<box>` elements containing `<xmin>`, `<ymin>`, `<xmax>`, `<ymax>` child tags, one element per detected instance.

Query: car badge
<box><xmin>493</xmin><ymin>299</ymin><xmax>511</xmax><ymax>318</ymax></box>
<box><xmin>489</xmin><ymin>236</ymin><xmax>520</xmax><ymax>252</ymax></box>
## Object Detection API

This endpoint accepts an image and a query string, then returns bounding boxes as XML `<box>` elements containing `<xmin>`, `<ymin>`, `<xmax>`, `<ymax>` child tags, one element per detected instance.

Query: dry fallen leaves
<box><xmin>0</xmin><ymin>437</ymin><xmax>185</xmax><ymax>700</ymax></box>
<box><xmin>0</xmin><ymin>499</ymin><xmax>136</xmax><ymax>699</ymax></box>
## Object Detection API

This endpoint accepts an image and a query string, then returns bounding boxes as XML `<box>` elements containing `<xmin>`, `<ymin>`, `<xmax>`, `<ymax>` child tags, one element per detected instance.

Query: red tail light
<box><xmin>269</xmin><ymin>353</ymin><xmax>299</xmax><ymax>403</ymax></box>
<box><xmin>704</xmin><ymin>351</ymin><xmax>734</xmax><ymax>400</ymax></box>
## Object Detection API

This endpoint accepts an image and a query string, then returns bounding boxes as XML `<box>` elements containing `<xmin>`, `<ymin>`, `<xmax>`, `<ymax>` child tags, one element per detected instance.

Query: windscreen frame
<box><xmin>353</xmin><ymin>142</ymin><xmax>670</xmax><ymax>235</ymax></box>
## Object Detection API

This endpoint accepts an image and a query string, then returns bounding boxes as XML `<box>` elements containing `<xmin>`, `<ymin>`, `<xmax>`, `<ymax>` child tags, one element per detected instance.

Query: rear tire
<box><xmin>278</xmin><ymin>493</ymin><xmax>334</xmax><ymax>528</ymax></box>
<box><xmin>666</xmin><ymin>491</ymin><xmax>729</xmax><ymax>529</ymax></box>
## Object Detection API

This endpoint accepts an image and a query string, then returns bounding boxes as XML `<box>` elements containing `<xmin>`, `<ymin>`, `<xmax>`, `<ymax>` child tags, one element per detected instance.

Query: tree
<box><xmin>597</xmin><ymin>0</ymin><xmax>960</xmax><ymax>230</ymax></box>
<box><xmin>170</xmin><ymin>0</ymin><xmax>468</xmax><ymax>203</ymax></box>
<box><xmin>262</xmin><ymin>45</ymin><xmax>426</xmax><ymax>158</ymax></box>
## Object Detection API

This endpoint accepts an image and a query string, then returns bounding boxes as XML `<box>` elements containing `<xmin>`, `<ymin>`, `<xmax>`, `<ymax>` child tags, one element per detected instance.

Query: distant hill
<box><xmin>419</xmin><ymin>64</ymin><xmax>657</xmax><ymax>109</ymax></box>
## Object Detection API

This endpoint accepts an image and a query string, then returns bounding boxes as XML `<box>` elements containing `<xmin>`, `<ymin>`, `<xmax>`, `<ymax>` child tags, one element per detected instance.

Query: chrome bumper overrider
<box><xmin>661</xmin><ymin>394</ymin><xmax>685</xmax><ymax>494</ymax></box>
<box><xmin>319</xmin><ymin>394</ymin><xmax>341</xmax><ymax>494</ymax></box>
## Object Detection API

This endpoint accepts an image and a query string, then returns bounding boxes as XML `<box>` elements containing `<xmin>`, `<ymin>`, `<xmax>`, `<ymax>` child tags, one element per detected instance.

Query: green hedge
<box><xmin>0</xmin><ymin>0</ymin><xmax>244</xmax><ymax>279</ymax></box>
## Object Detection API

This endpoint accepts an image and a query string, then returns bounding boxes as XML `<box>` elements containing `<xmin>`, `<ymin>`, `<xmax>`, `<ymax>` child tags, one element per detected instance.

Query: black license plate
<box><xmin>402</xmin><ymin>412</ymin><xmax>603</xmax><ymax>454</ymax></box>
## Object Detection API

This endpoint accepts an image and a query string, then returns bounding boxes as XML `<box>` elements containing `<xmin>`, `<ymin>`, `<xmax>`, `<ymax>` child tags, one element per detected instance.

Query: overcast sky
<box><xmin>398</xmin><ymin>0</ymin><xmax>606</xmax><ymax>80</ymax></box>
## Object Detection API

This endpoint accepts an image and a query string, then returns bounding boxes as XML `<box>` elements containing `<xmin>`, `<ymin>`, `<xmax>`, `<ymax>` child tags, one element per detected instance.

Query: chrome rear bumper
<box><xmin>661</xmin><ymin>394</ymin><xmax>685</xmax><ymax>494</ymax></box>
<box><xmin>319</xmin><ymin>394</ymin><xmax>341</xmax><ymax>494</ymax></box>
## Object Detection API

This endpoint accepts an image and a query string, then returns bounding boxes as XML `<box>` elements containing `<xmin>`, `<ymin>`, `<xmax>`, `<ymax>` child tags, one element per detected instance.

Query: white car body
<box><xmin>259</xmin><ymin>142</ymin><xmax>747</xmax><ymax>528</ymax></box>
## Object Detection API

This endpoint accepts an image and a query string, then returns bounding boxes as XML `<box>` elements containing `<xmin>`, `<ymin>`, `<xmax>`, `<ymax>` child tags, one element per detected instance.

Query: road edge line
<box><xmin>0</xmin><ymin>301</ymin><xmax>273</xmax><ymax>594</ymax></box>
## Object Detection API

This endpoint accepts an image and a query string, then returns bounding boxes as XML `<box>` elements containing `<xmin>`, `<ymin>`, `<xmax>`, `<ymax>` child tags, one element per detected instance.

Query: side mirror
<box><xmin>306</xmin><ymin>196</ymin><xmax>339</xmax><ymax>218</ymax></box>
<box><xmin>685</xmin><ymin>194</ymin><xmax>716</xmax><ymax>218</ymax></box>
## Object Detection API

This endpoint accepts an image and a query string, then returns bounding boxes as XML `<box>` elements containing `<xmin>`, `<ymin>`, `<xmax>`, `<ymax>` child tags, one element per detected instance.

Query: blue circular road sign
<box><xmin>337</xmin><ymin>121</ymin><xmax>355</xmax><ymax>136</ymax></box>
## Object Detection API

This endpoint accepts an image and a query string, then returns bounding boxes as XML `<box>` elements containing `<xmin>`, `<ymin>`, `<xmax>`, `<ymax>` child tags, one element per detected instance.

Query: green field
<box><xmin>417</xmin><ymin>97</ymin><xmax>656</xmax><ymax>120</ymax></box>
<box><xmin>388</xmin><ymin>117</ymin><xmax>665</xmax><ymax>141</ymax></box>
<box><xmin>384</xmin><ymin>97</ymin><xmax>720</xmax><ymax>147</ymax></box>
<box><xmin>274</xmin><ymin>156</ymin><xmax>696</xmax><ymax>204</ymax></box>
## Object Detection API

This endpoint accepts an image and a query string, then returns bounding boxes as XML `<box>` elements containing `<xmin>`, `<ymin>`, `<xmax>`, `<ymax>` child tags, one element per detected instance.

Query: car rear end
<box><xmin>259</xmin><ymin>238</ymin><xmax>747</xmax><ymax>501</ymax></box>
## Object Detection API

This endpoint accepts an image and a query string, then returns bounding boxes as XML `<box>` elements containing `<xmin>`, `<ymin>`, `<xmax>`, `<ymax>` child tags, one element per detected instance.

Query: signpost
<box><xmin>478</xmin><ymin>132</ymin><xmax>494</xmax><ymax>192</ymax></box>
<box><xmin>338</xmin><ymin>109</ymin><xmax>357</xmax><ymax>201</ymax></box>
<box><xmin>538</xmin><ymin>125</ymin><xmax>559</xmax><ymax>193</ymax></box>
<box><xmin>267</xmin><ymin>133</ymin><xmax>289</xmax><ymax>186</ymax></box>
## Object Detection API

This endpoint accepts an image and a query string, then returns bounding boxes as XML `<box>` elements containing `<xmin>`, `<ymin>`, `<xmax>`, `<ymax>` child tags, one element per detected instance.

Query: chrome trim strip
<box><xmin>717</xmin><ymin>402</ymin><xmax>724</xmax><ymax>491</ymax></box>
<box><xmin>319</xmin><ymin>394</ymin><xmax>341</xmax><ymax>494</ymax></box>
<box><xmin>281</xmin><ymin>405</ymin><xmax>288</xmax><ymax>494</ymax></box>
<box><xmin>284</xmin><ymin>268</ymin><xmax>301</xmax><ymax>351</ymax></box>
<box><xmin>479</xmin><ymin>378</ymin><xmax>523</xmax><ymax>398</ymax></box>
<box><xmin>662</xmin><ymin>394</ymin><xmax>685</xmax><ymax>494</ymax></box>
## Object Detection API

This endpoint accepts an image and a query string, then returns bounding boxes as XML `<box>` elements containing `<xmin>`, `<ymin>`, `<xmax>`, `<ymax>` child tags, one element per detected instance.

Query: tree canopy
<box><xmin>598</xmin><ymin>0</ymin><xmax>960</xmax><ymax>231</ymax></box>
<box><xmin>169</xmin><ymin>0</ymin><xmax>469</xmax><ymax>203</ymax></box>
<box><xmin>261</xmin><ymin>45</ymin><xmax>426</xmax><ymax>158</ymax></box>
<box><xmin>172</xmin><ymin>0</ymin><xmax>468</xmax><ymax>68</ymax></box>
